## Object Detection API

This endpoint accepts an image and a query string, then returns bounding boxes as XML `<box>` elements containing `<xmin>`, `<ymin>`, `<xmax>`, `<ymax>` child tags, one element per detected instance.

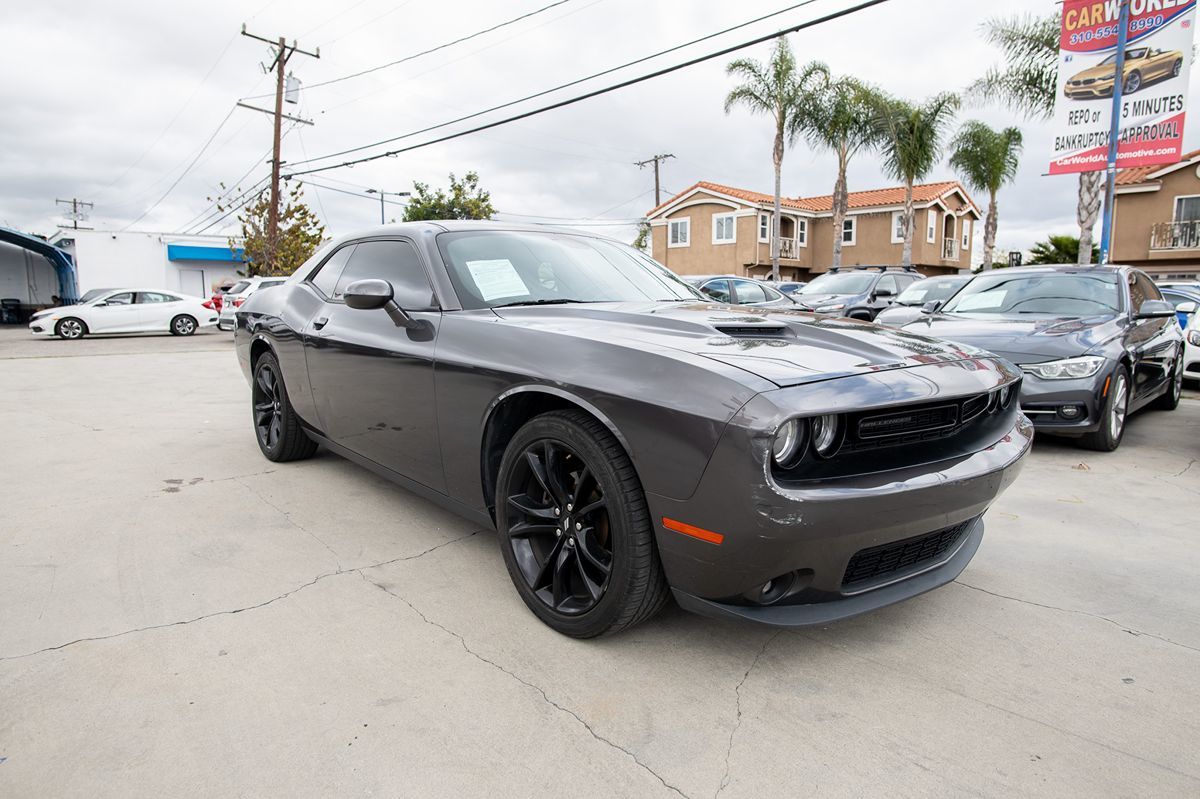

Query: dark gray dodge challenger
<box><xmin>235</xmin><ymin>221</ymin><xmax>1031</xmax><ymax>638</ymax></box>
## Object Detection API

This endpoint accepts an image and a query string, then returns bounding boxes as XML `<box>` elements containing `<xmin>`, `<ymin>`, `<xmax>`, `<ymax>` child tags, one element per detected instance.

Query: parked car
<box><xmin>1159</xmin><ymin>286</ymin><xmax>1200</xmax><ymax>327</ymax></box>
<box><xmin>681</xmin><ymin>275</ymin><xmax>796</xmax><ymax>307</ymax></box>
<box><xmin>874</xmin><ymin>275</ymin><xmax>973</xmax><ymax>327</ymax></box>
<box><xmin>1156</xmin><ymin>279</ymin><xmax>1200</xmax><ymax>293</ymax></box>
<box><xmin>218</xmin><ymin>276</ymin><xmax>288</xmax><ymax>330</ymax></box>
<box><xmin>204</xmin><ymin>280</ymin><xmax>239</xmax><ymax>313</ymax></box>
<box><xmin>772</xmin><ymin>280</ymin><xmax>807</xmax><ymax>295</ymax></box>
<box><xmin>1179</xmin><ymin>302</ymin><xmax>1200</xmax><ymax>384</ymax></box>
<box><xmin>1064</xmin><ymin>46</ymin><xmax>1183</xmax><ymax>99</ymax></box>
<box><xmin>235</xmin><ymin>221</ymin><xmax>1029</xmax><ymax>637</ymax></box>
<box><xmin>28</xmin><ymin>289</ymin><xmax>216</xmax><ymax>339</ymax></box>
<box><xmin>902</xmin><ymin>265</ymin><xmax>1184</xmax><ymax>451</ymax></box>
<box><xmin>792</xmin><ymin>266</ymin><xmax>924</xmax><ymax>320</ymax></box>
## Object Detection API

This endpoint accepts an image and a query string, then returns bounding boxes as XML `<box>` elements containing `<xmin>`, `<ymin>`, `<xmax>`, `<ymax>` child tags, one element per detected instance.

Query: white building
<box><xmin>48</xmin><ymin>229</ymin><xmax>246</xmax><ymax>298</ymax></box>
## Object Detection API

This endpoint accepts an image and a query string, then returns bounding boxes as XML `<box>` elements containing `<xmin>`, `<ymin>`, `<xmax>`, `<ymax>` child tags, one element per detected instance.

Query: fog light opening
<box><xmin>741</xmin><ymin>572</ymin><xmax>797</xmax><ymax>606</ymax></box>
<box><xmin>1058</xmin><ymin>405</ymin><xmax>1082</xmax><ymax>420</ymax></box>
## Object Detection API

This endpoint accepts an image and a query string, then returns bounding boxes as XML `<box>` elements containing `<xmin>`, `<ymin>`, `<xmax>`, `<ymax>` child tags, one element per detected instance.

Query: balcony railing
<box><xmin>778</xmin><ymin>237</ymin><xmax>800</xmax><ymax>259</ymax></box>
<box><xmin>1150</xmin><ymin>220</ymin><xmax>1200</xmax><ymax>250</ymax></box>
<box><xmin>942</xmin><ymin>240</ymin><xmax>959</xmax><ymax>260</ymax></box>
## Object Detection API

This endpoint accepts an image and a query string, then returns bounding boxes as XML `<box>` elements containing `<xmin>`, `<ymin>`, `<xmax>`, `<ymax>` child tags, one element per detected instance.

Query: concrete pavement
<box><xmin>1</xmin><ymin>327</ymin><xmax>1198</xmax><ymax>797</ymax></box>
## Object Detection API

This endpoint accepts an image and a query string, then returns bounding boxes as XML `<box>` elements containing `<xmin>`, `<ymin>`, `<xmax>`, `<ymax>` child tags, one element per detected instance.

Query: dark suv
<box><xmin>792</xmin><ymin>266</ymin><xmax>924</xmax><ymax>320</ymax></box>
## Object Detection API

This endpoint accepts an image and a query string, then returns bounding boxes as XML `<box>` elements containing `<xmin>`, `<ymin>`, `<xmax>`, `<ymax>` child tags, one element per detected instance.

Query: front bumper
<box><xmin>28</xmin><ymin>320</ymin><xmax>54</xmax><ymax>337</ymax></box>
<box><xmin>1017</xmin><ymin>369</ymin><xmax>1108</xmax><ymax>434</ymax></box>
<box><xmin>646</xmin><ymin>375</ymin><xmax>1032</xmax><ymax>628</ymax></box>
<box><xmin>1065</xmin><ymin>82</ymin><xmax>1114</xmax><ymax>99</ymax></box>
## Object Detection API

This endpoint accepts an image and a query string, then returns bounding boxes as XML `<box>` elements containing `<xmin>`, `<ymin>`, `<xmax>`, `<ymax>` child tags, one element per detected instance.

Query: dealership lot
<box><xmin>1</xmin><ymin>327</ymin><xmax>1198</xmax><ymax>797</ymax></box>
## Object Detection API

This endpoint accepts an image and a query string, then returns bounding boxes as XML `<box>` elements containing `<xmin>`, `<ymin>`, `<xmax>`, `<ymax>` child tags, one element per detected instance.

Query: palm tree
<box><xmin>970</xmin><ymin>13</ymin><xmax>1101</xmax><ymax>265</ymax></box>
<box><xmin>872</xmin><ymin>92</ymin><xmax>961</xmax><ymax>267</ymax></box>
<box><xmin>794</xmin><ymin>76</ymin><xmax>883</xmax><ymax>268</ymax></box>
<box><xmin>949</xmin><ymin>121</ymin><xmax>1023</xmax><ymax>271</ymax></box>
<box><xmin>1028</xmin><ymin>234</ymin><xmax>1098</xmax><ymax>264</ymax></box>
<box><xmin>724</xmin><ymin>40</ymin><xmax>828</xmax><ymax>281</ymax></box>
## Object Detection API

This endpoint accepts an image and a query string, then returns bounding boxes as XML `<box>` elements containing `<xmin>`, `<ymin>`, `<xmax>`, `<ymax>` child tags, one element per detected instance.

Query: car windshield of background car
<box><xmin>798</xmin><ymin>272</ymin><xmax>875</xmax><ymax>295</ymax></box>
<box><xmin>942</xmin><ymin>273</ymin><xmax>1122</xmax><ymax>316</ymax></box>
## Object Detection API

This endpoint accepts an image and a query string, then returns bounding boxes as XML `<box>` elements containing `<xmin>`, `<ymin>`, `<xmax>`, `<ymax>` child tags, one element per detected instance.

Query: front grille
<box><xmin>842</xmin><ymin>518</ymin><xmax>974</xmax><ymax>588</ymax></box>
<box><xmin>857</xmin><ymin>404</ymin><xmax>957</xmax><ymax>439</ymax></box>
<box><xmin>840</xmin><ymin>389</ymin><xmax>1008</xmax><ymax>454</ymax></box>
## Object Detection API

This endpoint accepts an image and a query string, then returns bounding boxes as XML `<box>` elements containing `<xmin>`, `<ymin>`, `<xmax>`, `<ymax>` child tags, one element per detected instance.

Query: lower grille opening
<box><xmin>842</xmin><ymin>518</ymin><xmax>975</xmax><ymax>589</ymax></box>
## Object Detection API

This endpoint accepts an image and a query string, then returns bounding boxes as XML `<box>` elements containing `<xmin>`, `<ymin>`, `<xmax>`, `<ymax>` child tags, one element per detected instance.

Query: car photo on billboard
<box><xmin>1064</xmin><ymin>46</ymin><xmax>1184</xmax><ymax>99</ymax></box>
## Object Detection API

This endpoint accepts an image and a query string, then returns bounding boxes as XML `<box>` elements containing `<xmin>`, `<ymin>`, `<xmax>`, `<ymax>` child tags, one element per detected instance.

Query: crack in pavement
<box><xmin>0</xmin><ymin>529</ymin><xmax>483</xmax><ymax>663</ymax></box>
<box><xmin>234</xmin><ymin>476</ymin><xmax>343</xmax><ymax>570</ymax></box>
<box><xmin>715</xmin><ymin>630</ymin><xmax>783</xmax><ymax>799</ymax></box>
<box><xmin>1172</xmin><ymin>458</ymin><xmax>1196</xmax><ymax>478</ymax></box>
<box><xmin>955</xmin><ymin>581</ymin><xmax>1200</xmax><ymax>655</ymax></box>
<box><xmin>359</xmin><ymin>572</ymin><xmax>691</xmax><ymax>799</ymax></box>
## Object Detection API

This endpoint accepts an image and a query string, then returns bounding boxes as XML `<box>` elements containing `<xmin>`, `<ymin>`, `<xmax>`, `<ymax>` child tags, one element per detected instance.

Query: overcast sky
<box><xmin>5</xmin><ymin>0</ymin><xmax>1199</xmax><ymax>263</ymax></box>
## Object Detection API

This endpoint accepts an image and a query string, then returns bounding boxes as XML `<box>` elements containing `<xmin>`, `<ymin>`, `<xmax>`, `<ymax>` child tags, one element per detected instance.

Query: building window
<box><xmin>796</xmin><ymin>218</ymin><xmax>808</xmax><ymax>247</ymax></box>
<box><xmin>668</xmin><ymin>218</ymin><xmax>690</xmax><ymax>248</ymax></box>
<box><xmin>927</xmin><ymin>210</ymin><xmax>938</xmax><ymax>243</ymax></box>
<box><xmin>891</xmin><ymin>211</ymin><xmax>905</xmax><ymax>244</ymax></box>
<box><xmin>712</xmin><ymin>212</ymin><xmax>736</xmax><ymax>244</ymax></box>
<box><xmin>759</xmin><ymin>213</ymin><xmax>769</xmax><ymax>243</ymax></box>
<box><xmin>1173</xmin><ymin>195</ymin><xmax>1200</xmax><ymax>222</ymax></box>
<box><xmin>842</xmin><ymin>217</ymin><xmax>857</xmax><ymax>246</ymax></box>
<box><xmin>961</xmin><ymin>221</ymin><xmax>970</xmax><ymax>250</ymax></box>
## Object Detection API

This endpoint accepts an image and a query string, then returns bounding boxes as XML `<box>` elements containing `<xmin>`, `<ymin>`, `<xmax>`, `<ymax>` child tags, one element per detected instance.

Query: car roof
<box><xmin>976</xmin><ymin>264</ymin><xmax>1129</xmax><ymax>276</ymax></box>
<box><xmin>319</xmin><ymin>219</ymin><xmax>627</xmax><ymax>250</ymax></box>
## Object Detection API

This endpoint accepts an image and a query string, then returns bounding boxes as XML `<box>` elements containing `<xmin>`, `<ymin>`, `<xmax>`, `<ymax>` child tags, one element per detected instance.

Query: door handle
<box><xmin>313</xmin><ymin>316</ymin><xmax>329</xmax><ymax>330</ymax></box>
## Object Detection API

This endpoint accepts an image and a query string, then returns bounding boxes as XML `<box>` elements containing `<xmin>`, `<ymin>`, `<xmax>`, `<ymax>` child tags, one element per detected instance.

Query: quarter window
<box><xmin>332</xmin><ymin>240</ymin><xmax>436</xmax><ymax>309</ymax></box>
<box><xmin>731</xmin><ymin>279</ymin><xmax>768</xmax><ymax>304</ymax></box>
<box><xmin>712</xmin><ymin>213</ymin><xmax>736</xmax><ymax>244</ymax></box>
<box><xmin>842</xmin><ymin>217</ymin><xmax>857</xmax><ymax>246</ymax></box>
<box><xmin>137</xmin><ymin>292</ymin><xmax>175</xmax><ymax>303</ymax></box>
<box><xmin>669</xmin><ymin>218</ymin><xmax>690</xmax><ymax>247</ymax></box>
<box><xmin>309</xmin><ymin>245</ymin><xmax>356</xmax><ymax>298</ymax></box>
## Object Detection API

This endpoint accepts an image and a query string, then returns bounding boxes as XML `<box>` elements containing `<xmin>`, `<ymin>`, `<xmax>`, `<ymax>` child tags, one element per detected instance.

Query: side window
<box><xmin>1129</xmin><ymin>271</ymin><xmax>1161</xmax><ymax>312</ymax></box>
<box><xmin>700</xmin><ymin>280</ymin><xmax>731</xmax><ymax>302</ymax></box>
<box><xmin>876</xmin><ymin>275</ymin><xmax>899</xmax><ymax>295</ymax></box>
<box><xmin>309</xmin><ymin>245</ymin><xmax>356</xmax><ymax>298</ymax></box>
<box><xmin>137</xmin><ymin>292</ymin><xmax>174</xmax><ymax>303</ymax></box>
<box><xmin>332</xmin><ymin>240</ymin><xmax>436</xmax><ymax>309</ymax></box>
<box><xmin>104</xmin><ymin>292</ymin><xmax>134</xmax><ymax>306</ymax></box>
<box><xmin>731</xmin><ymin>279</ymin><xmax>768</xmax><ymax>304</ymax></box>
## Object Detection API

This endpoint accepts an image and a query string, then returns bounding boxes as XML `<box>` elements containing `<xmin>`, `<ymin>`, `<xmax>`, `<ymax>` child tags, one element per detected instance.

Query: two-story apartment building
<box><xmin>1111</xmin><ymin>149</ymin><xmax>1200</xmax><ymax>280</ymax></box>
<box><xmin>647</xmin><ymin>180</ymin><xmax>979</xmax><ymax>280</ymax></box>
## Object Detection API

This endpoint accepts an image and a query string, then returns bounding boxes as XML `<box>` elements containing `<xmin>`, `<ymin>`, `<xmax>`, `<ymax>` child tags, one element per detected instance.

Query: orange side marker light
<box><xmin>662</xmin><ymin>517</ymin><xmax>724</xmax><ymax>545</ymax></box>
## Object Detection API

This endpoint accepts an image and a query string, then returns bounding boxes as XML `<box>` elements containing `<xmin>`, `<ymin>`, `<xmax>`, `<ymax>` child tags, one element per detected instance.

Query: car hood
<box><xmin>792</xmin><ymin>292</ymin><xmax>856</xmax><ymax>308</ymax></box>
<box><xmin>491</xmin><ymin>301</ymin><xmax>996</xmax><ymax>387</ymax></box>
<box><xmin>873</xmin><ymin>305</ymin><xmax>927</xmax><ymax>328</ymax></box>
<box><xmin>900</xmin><ymin>312</ymin><xmax>1123</xmax><ymax>363</ymax></box>
<box><xmin>1071</xmin><ymin>64</ymin><xmax>1118</xmax><ymax>81</ymax></box>
<box><xmin>32</xmin><ymin>303</ymin><xmax>88</xmax><ymax>318</ymax></box>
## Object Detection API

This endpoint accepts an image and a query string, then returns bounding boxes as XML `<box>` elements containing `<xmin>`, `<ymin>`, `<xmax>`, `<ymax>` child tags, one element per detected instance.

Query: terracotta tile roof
<box><xmin>1116</xmin><ymin>148</ymin><xmax>1200</xmax><ymax>185</ymax></box>
<box><xmin>648</xmin><ymin>179</ymin><xmax>978</xmax><ymax>217</ymax></box>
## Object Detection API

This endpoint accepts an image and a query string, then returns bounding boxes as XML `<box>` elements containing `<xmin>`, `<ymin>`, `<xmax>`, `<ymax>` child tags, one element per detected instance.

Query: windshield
<box><xmin>798</xmin><ymin>272</ymin><xmax>875</xmax><ymax>295</ymax></box>
<box><xmin>437</xmin><ymin>231</ymin><xmax>702</xmax><ymax>309</ymax></box>
<box><xmin>896</xmin><ymin>277</ymin><xmax>969</xmax><ymax>306</ymax></box>
<box><xmin>227</xmin><ymin>281</ymin><xmax>251</xmax><ymax>295</ymax></box>
<box><xmin>942</xmin><ymin>272</ymin><xmax>1123</xmax><ymax>316</ymax></box>
<box><xmin>1100</xmin><ymin>48</ymin><xmax>1146</xmax><ymax>65</ymax></box>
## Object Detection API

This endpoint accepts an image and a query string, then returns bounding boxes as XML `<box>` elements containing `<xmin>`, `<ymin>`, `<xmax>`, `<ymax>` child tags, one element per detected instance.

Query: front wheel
<box><xmin>1124</xmin><ymin>70</ymin><xmax>1142</xmax><ymax>94</ymax></box>
<box><xmin>1173</xmin><ymin>60</ymin><xmax>1183</xmax><ymax>78</ymax></box>
<box><xmin>495</xmin><ymin>410</ymin><xmax>668</xmax><ymax>638</ymax></box>
<box><xmin>55</xmin><ymin>317</ymin><xmax>86</xmax><ymax>340</ymax></box>
<box><xmin>252</xmin><ymin>353</ymin><xmax>317</xmax><ymax>462</ymax></box>
<box><xmin>1080</xmin><ymin>365</ymin><xmax>1129</xmax><ymax>451</ymax></box>
<box><xmin>170</xmin><ymin>315</ymin><xmax>197</xmax><ymax>336</ymax></box>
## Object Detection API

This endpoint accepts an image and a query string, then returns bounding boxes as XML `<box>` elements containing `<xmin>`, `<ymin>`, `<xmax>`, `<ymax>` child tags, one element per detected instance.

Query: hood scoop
<box><xmin>713</xmin><ymin>324</ymin><xmax>793</xmax><ymax>338</ymax></box>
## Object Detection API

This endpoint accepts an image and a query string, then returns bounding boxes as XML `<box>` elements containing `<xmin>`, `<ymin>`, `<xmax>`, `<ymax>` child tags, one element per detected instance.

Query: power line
<box><xmin>284</xmin><ymin>0</ymin><xmax>889</xmax><ymax>178</ymax></box>
<box><xmin>244</xmin><ymin>0</ymin><xmax>573</xmax><ymax>100</ymax></box>
<box><xmin>287</xmin><ymin>0</ymin><xmax>826</xmax><ymax>170</ymax></box>
<box><xmin>188</xmin><ymin>176</ymin><xmax>272</xmax><ymax>235</ymax></box>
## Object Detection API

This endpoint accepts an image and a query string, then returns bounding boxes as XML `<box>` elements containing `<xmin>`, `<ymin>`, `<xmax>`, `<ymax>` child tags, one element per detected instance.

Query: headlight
<box><xmin>771</xmin><ymin>419</ymin><xmax>806</xmax><ymax>468</ymax></box>
<box><xmin>810</xmin><ymin>414</ymin><xmax>842</xmax><ymax>458</ymax></box>
<box><xmin>1021</xmin><ymin>356</ymin><xmax>1105</xmax><ymax>380</ymax></box>
<box><xmin>817</xmin><ymin>303</ymin><xmax>845</xmax><ymax>312</ymax></box>
<box><xmin>1188</xmin><ymin>329</ymin><xmax>1200</xmax><ymax>346</ymax></box>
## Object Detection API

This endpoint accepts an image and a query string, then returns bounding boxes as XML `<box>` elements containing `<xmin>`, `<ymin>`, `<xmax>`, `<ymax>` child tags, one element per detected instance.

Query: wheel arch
<box><xmin>480</xmin><ymin>386</ymin><xmax>637</xmax><ymax>521</ymax></box>
<box><xmin>249</xmin><ymin>335</ymin><xmax>275</xmax><ymax>370</ymax></box>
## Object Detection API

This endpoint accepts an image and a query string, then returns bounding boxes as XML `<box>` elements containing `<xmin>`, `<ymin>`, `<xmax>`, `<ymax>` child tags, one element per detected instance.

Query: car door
<box><xmin>698</xmin><ymin>279</ymin><xmax>733</xmax><ymax>303</ymax></box>
<box><xmin>1126</xmin><ymin>270</ymin><xmax>1175</xmax><ymax>402</ymax></box>
<box><xmin>136</xmin><ymin>291</ymin><xmax>182</xmax><ymax>331</ymax></box>
<box><xmin>302</xmin><ymin>238</ymin><xmax>445</xmax><ymax>491</ymax></box>
<box><xmin>87</xmin><ymin>291</ymin><xmax>141</xmax><ymax>333</ymax></box>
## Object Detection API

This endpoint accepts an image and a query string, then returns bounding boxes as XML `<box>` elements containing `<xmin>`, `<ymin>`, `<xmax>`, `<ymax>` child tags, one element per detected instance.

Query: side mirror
<box><xmin>1176</xmin><ymin>301</ymin><xmax>1197</xmax><ymax>314</ymax></box>
<box><xmin>873</xmin><ymin>287</ymin><xmax>894</xmax><ymax>298</ymax></box>
<box><xmin>921</xmin><ymin>300</ymin><xmax>942</xmax><ymax>314</ymax></box>
<box><xmin>1136</xmin><ymin>299</ymin><xmax>1176</xmax><ymax>319</ymax></box>
<box><xmin>344</xmin><ymin>279</ymin><xmax>416</xmax><ymax>328</ymax></box>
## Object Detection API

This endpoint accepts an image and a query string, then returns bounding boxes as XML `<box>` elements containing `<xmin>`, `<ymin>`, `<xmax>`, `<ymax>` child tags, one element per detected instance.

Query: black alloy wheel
<box><xmin>251</xmin><ymin>353</ymin><xmax>317</xmax><ymax>462</ymax></box>
<box><xmin>496</xmin><ymin>410</ymin><xmax>668</xmax><ymax>637</ymax></box>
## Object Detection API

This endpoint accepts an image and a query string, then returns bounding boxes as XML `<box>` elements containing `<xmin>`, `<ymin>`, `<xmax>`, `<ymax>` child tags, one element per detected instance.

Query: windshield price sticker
<box><xmin>465</xmin><ymin>259</ymin><xmax>530</xmax><ymax>301</ymax></box>
<box><xmin>1050</xmin><ymin>0</ymin><xmax>1197</xmax><ymax>175</ymax></box>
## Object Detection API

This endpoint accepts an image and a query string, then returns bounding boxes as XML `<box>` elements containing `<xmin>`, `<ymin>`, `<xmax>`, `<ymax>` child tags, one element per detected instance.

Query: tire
<box><xmin>1080</xmin><ymin>365</ymin><xmax>1130</xmax><ymax>452</ymax></box>
<box><xmin>170</xmin><ymin>314</ymin><xmax>198</xmax><ymax>336</ymax></box>
<box><xmin>1125</xmin><ymin>70</ymin><xmax>1142</xmax><ymax>94</ymax></box>
<box><xmin>252</xmin><ymin>352</ymin><xmax>318</xmax><ymax>462</ymax></box>
<box><xmin>495</xmin><ymin>410</ymin><xmax>669</xmax><ymax>638</ymax></box>
<box><xmin>55</xmin><ymin>317</ymin><xmax>86</xmax><ymax>340</ymax></box>
<box><xmin>1153</xmin><ymin>355</ymin><xmax>1184</xmax><ymax>411</ymax></box>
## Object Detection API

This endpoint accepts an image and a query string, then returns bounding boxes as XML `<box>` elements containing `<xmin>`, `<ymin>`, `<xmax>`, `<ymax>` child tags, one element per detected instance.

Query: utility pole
<box><xmin>1098</xmin><ymin>0</ymin><xmax>1131</xmax><ymax>265</ymax></box>
<box><xmin>55</xmin><ymin>198</ymin><xmax>93</xmax><ymax>230</ymax></box>
<box><xmin>365</xmin><ymin>189</ymin><xmax>412</xmax><ymax>225</ymax></box>
<box><xmin>635</xmin><ymin>154</ymin><xmax>675</xmax><ymax>205</ymax></box>
<box><xmin>240</xmin><ymin>25</ymin><xmax>318</xmax><ymax>272</ymax></box>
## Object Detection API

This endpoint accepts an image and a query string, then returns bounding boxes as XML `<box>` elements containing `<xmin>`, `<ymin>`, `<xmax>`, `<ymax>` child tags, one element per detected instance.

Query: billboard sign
<box><xmin>1050</xmin><ymin>0</ymin><xmax>1197</xmax><ymax>175</ymax></box>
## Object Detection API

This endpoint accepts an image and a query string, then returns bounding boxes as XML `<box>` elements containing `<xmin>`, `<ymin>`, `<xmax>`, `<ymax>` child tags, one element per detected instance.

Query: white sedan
<box><xmin>28</xmin><ymin>289</ymin><xmax>218</xmax><ymax>339</ymax></box>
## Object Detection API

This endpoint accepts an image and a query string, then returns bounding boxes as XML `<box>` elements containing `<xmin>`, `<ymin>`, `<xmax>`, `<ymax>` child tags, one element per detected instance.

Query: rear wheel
<box><xmin>55</xmin><ymin>318</ymin><xmax>86</xmax><ymax>340</ymax></box>
<box><xmin>1153</xmin><ymin>355</ymin><xmax>1183</xmax><ymax>411</ymax></box>
<box><xmin>1125</xmin><ymin>70</ymin><xmax>1142</xmax><ymax>94</ymax></box>
<box><xmin>170</xmin><ymin>314</ymin><xmax>197</xmax><ymax>336</ymax></box>
<box><xmin>495</xmin><ymin>410</ymin><xmax>668</xmax><ymax>638</ymax></box>
<box><xmin>1080</xmin><ymin>365</ymin><xmax>1129</xmax><ymax>452</ymax></box>
<box><xmin>252</xmin><ymin>353</ymin><xmax>317</xmax><ymax>462</ymax></box>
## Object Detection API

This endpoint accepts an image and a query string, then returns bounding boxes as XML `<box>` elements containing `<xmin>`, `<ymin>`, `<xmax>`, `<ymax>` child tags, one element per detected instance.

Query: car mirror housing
<box><xmin>921</xmin><ymin>300</ymin><xmax>942</xmax><ymax>314</ymax></box>
<box><xmin>344</xmin><ymin>278</ymin><xmax>416</xmax><ymax>328</ymax></box>
<box><xmin>1176</xmin><ymin>301</ymin><xmax>1197</xmax><ymax>314</ymax></box>
<box><xmin>1136</xmin><ymin>299</ymin><xmax>1176</xmax><ymax>319</ymax></box>
<box><xmin>873</xmin><ymin>287</ymin><xmax>895</xmax><ymax>298</ymax></box>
